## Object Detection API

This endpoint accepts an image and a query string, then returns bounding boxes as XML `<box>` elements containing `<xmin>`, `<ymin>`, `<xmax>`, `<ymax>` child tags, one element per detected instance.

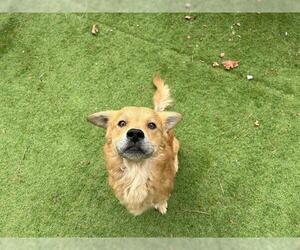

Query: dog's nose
<box><xmin>127</xmin><ymin>128</ymin><xmax>144</xmax><ymax>143</ymax></box>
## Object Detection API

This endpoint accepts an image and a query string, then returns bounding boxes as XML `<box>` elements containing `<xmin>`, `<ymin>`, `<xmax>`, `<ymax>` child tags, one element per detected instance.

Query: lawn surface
<box><xmin>0</xmin><ymin>13</ymin><xmax>299</xmax><ymax>237</ymax></box>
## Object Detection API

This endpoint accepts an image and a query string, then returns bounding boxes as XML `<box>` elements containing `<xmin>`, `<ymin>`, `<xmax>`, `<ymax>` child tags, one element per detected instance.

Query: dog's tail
<box><xmin>152</xmin><ymin>74</ymin><xmax>173</xmax><ymax>112</ymax></box>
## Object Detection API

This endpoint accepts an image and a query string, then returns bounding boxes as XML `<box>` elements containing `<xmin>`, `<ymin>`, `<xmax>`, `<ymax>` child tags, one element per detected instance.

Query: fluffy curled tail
<box><xmin>152</xmin><ymin>74</ymin><xmax>173</xmax><ymax>112</ymax></box>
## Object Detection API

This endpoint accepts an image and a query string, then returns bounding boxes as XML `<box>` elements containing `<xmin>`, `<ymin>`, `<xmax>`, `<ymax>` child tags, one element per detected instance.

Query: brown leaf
<box><xmin>222</xmin><ymin>60</ymin><xmax>240</xmax><ymax>70</ymax></box>
<box><xmin>220</xmin><ymin>52</ymin><xmax>225</xmax><ymax>58</ymax></box>
<box><xmin>91</xmin><ymin>24</ymin><xmax>99</xmax><ymax>35</ymax></box>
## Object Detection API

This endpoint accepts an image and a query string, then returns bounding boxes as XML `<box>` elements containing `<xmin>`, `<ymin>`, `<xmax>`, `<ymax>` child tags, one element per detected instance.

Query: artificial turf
<box><xmin>0</xmin><ymin>13</ymin><xmax>299</xmax><ymax>237</ymax></box>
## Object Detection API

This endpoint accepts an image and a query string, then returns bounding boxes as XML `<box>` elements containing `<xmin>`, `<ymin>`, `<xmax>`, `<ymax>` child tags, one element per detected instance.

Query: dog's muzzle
<box><xmin>116</xmin><ymin>128</ymin><xmax>154</xmax><ymax>160</ymax></box>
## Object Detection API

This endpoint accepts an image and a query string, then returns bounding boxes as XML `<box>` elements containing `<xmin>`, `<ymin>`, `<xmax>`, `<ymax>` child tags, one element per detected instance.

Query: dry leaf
<box><xmin>247</xmin><ymin>74</ymin><xmax>254</xmax><ymax>80</ymax></box>
<box><xmin>91</xmin><ymin>24</ymin><xmax>99</xmax><ymax>35</ymax></box>
<box><xmin>222</xmin><ymin>60</ymin><xmax>240</xmax><ymax>70</ymax></box>
<box><xmin>212</xmin><ymin>62</ymin><xmax>220</xmax><ymax>67</ymax></box>
<box><xmin>254</xmin><ymin>120</ymin><xmax>260</xmax><ymax>127</ymax></box>
<box><xmin>220</xmin><ymin>52</ymin><xmax>225</xmax><ymax>58</ymax></box>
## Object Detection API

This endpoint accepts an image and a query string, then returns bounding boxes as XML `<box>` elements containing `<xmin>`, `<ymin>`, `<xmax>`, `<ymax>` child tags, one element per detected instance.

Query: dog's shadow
<box><xmin>170</xmin><ymin>142</ymin><xmax>215</xmax><ymax>213</ymax></box>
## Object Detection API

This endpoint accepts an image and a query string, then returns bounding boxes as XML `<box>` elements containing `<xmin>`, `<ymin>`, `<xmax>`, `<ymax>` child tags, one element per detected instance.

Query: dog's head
<box><xmin>88</xmin><ymin>107</ymin><xmax>181</xmax><ymax>161</ymax></box>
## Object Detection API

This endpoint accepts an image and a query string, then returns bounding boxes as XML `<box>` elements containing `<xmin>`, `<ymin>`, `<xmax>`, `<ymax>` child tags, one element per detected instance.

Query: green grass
<box><xmin>0</xmin><ymin>13</ymin><xmax>299</xmax><ymax>237</ymax></box>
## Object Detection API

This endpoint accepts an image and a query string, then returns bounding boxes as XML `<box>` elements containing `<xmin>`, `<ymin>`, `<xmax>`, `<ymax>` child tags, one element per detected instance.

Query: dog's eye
<box><xmin>147</xmin><ymin>122</ymin><xmax>157</xmax><ymax>130</ymax></box>
<box><xmin>118</xmin><ymin>120</ymin><xmax>127</xmax><ymax>127</ymax></box>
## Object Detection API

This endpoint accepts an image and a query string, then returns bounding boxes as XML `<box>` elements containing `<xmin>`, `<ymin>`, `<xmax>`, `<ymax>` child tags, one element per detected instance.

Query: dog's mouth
<box><xmin>124</xmin><ymin>143</ymin><xmax>146</xmax><ymax>154</ymax></box>
<box><xmin>124</xmin><ymin>144</ymin><xmax>145</xmax><ymax>153</ymax></box>
<box><xmin>117</xmin><ymin>141</ymin><xmax>153</xmax><ymax>160</ymax></box>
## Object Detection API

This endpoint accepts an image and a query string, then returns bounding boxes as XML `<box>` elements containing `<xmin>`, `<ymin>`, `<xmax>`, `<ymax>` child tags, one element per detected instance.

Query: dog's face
<box><xmin>88</xmin><ymin>107</ymin><xmax>181</xmax><ymax>161</ymax></box>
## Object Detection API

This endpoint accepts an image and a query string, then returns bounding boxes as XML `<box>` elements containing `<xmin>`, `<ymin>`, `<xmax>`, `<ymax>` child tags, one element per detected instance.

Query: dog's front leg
<box><xmin>154</xmin><ymin>200</ymin><xmax>168</xmax><ymax>214</ymax></box>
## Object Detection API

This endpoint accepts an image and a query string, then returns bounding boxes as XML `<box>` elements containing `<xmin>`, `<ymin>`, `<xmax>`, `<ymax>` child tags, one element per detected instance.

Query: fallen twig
<box><xmin>22</xmin><ymin>145</ymin><xmax>29</xmax><ymax>160</ymax></box>
<box><xmin>181</xmin><ymin>209</ymin><xmax>210</xmax><ymax>215</ymax></box>
<box><xmin>218</xmin><ymin>178</ymin><xmax>224</xmax><ymax>195</ymax></box>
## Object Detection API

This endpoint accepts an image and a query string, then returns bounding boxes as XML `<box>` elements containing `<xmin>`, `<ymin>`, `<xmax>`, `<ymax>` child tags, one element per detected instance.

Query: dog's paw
<box><xmin>155</xmin><ymin>201</ymin><xmax>168</xmax><ymax>215</ymax></box>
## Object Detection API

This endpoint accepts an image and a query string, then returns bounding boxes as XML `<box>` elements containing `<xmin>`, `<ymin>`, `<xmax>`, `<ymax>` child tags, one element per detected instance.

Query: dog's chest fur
<box><xmin>119</xmin><ymin>159</ymin><xmax>152</xmax><ymax>207</ymax></box>
<box><xmin>105</xmin><ymin>144</ymin><xmax>176</xmax><ymax>215</ymax></box>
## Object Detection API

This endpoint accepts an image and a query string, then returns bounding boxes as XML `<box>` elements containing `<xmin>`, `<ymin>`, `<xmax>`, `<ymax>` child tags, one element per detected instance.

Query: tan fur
<box><xmin>88</xmin><ymin>75</ymin><xmax>181</xmax><ymax>215</ymax></box>
<box><xmin>153</xmin><ymin>74</ymin><xmax>173</xmax><ymax>112</ymax></box>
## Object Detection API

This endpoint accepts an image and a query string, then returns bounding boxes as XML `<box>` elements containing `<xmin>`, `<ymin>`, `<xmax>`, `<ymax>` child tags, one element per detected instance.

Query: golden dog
<box><xmin>87</xmin><ymin>75</ymin><xmax>182</xmax><ymax>215</ymax></box>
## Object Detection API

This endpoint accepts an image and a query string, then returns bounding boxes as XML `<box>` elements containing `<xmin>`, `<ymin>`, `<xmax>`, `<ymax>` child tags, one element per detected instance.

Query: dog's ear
<box><xmin>87</xmin><ymin>111</ymin><xmax>115</xmax><ymax>128</ymax></box>
<box><xmin>158</xmin><ymin>112</ymin><xmax>182</xmax><ymax>130</ymax></box>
